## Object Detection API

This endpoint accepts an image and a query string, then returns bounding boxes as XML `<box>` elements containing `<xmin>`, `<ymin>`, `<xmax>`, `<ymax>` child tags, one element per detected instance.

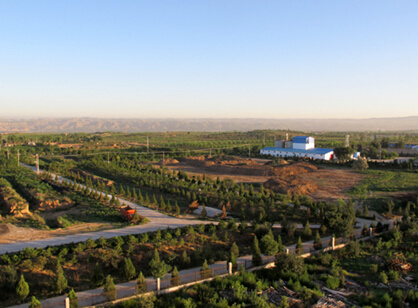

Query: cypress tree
<box><xmin>91</xmin><ymin>263</ymin><xmax>104</xmax><ymax>287</ymax></box>
<box><xmin>68</xmin><ymin>288</ymin><xmax>79</xmax><ymax>308</ymax></box>
<box><xmin>55</xmin><ymin>262</ymin><xmax>68</xmax><ymax>294</ymax></box>
<box><xmin>138</xmin><ymin>190</ymin><xmax>144</xmax><ymax>202</ymax></box>
<box><xmin>137</xmin><ymin>272</ymin><xmax>147</xmax><ymax>293</ymax></box>
<box><xmin>16</xmin><ymin>274</ymin><xmax>29</xmax><ymax>302</ymax></box>
<box><xmin>126</xmin><ymin>186</ymin><xmax>131</xmax><ymax>198</ymax></box>
<box><xmin>313</xmin><ymin>231</ymin><xmax>322</xmax><ymax>250</ymax></box>
<box><xmin>303</xmin><ymin>221</ymin><xmax>312</xmax><ymax>240</ymax></box>
<box><xmin>201</xmin><ymin>205</ymin><xmax>207</xmax><ymax>218</ymax></box>
<box><xmin>252</xmin><ymin>236</ymin><xmax>262</xmax><ymax>266</ymax></box>
<box><xmin>149</xmin><ymin>249</ymin><xmax>172</xmax><ymax>279</ymax></box>
<box><xmin>296</xmin><ymin>236</ymin><xmax>303</xmax><ymax>255</ymax></box>
<box><xmin>144</xmin><ymin>193</ymin><xmax>150</xmax><ymax>204</ymax></box>
<box><xmin>166</xmin><ymin>201</ymin><xmax>172</xmax><ymax>213</ymax></box>
<box><xmin>159</xmin><ymin>195</ymin><xmax>166</xmax><ymax>211</ymax></box>
<box><xmin>230</xmin><ymin>242</ymin><xmax>239</xmax><ymax>258</ymax></box>
<box><xmin>174</xmin><ymin>203</ymin><xmax>181</xmax><ymax>216</ymax></box>
<box><xmin>277</xmin><ymin>235</ymin><xmax>284</xmax><ymax>253</ymax></box>
<box><xmin>200</xmin><ymin>259</ymin><xmax>211</xmax><ymax>279</ymax></box>
<box><xmin>171</xmin><ymin>266</ymin><xmax>180</xmax><ymax>286</ymax></box>
<box><xmin>119</xmin><ymin>185</ymin><xmax>125</xmax><ymax>196</ymax></box>
<box><xmin>103</xmin><ymin>275</ymin><xmax>117</xmax><ymax>302</ymax></box>
<box><xmin>122</xmin><ymin>257</ymin><xmax>136</xmax><ymax>281</ymax></box>
<box><xmin>28</xmin><ymin>296</ymin><xmax>42</xmax><ymax>308</ymax></box>
<box><xmin>132</xmin><ymin>188</ymin><xmax>138</xmax><ymax>200</ymax></box>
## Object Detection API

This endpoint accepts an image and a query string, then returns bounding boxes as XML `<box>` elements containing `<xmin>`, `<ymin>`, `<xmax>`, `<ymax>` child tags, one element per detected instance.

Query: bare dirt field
<box><xmin>162</xmin><ymin>155</ymin><xmax>365</xmax><ymax>202</ymax></box>
<box><xmin>0</xmin><ymin>222</ymin><xmax>118</xmax><ymax>244</ymax></box>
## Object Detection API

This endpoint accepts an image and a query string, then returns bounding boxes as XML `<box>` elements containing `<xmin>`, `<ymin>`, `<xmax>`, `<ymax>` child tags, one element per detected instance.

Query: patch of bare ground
<box><xmin>0</xmin><ymin>222</ymin><xmax>119</xmax><ymax>244</ymax></box>
<box><xmin>163</xmin><ymin>155</ymin><xmax>366</xmax><ymax>202</ymax></box>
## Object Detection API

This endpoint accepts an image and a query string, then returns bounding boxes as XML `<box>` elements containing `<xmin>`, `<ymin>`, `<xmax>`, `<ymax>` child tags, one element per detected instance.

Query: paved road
<box><xmin>0</xmin><ymin>164</ymin><xmax>212</xmax><ymax>255</ymax></box>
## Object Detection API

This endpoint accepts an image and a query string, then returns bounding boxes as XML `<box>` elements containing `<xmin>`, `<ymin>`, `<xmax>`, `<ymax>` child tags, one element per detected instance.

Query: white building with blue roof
<box><xmin>260</xmin><ymin>136</ymin><xmax>334</xmax><ymax>160</ymax></box>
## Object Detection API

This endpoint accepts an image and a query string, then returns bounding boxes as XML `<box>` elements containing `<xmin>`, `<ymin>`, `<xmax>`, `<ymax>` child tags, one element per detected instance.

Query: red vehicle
<box><xmin>120</xmin><ymin>205</ymin><xmax>136</xmax><ymax>221</ymax></box>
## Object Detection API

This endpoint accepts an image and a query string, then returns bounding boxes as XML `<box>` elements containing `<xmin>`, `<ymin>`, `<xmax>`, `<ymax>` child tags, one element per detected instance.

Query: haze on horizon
<box><xmin>1</xmin><ymin>1</ymin><xmax>417</xmax><ymax>119</ymax></box>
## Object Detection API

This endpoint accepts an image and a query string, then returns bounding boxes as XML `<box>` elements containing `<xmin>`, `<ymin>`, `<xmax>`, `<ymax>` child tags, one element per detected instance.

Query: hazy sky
<box><xmin>1</xmin><ymin>1</ymin><xmax>417</xmax><ymax>119</ymax></box>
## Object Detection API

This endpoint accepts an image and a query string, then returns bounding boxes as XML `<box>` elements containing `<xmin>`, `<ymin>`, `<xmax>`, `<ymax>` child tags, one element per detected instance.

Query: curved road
<box><xmin>0</xmin><ymin>164</ymin><xmax>212</xmax><ymax>255</ymax></box>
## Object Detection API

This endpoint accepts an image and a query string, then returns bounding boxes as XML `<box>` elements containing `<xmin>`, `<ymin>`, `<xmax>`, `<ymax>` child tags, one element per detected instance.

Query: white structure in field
<box><xmin>260</xmin><ymin>136</ymin><xmax>335</xmax><ymax>160</ymax></box>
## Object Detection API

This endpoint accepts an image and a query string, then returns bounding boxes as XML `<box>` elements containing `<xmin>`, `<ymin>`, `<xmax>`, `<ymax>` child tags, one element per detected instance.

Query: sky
<box><xmin>1</xmin><ymin>1</ymin><xmax>417</xmax><ymax>119</ymax></box>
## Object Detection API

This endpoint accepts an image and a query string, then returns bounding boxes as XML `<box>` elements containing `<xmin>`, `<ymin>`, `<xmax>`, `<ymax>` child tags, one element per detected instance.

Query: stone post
<box><xmin>332</xmin><ymin>237</ymin><xmax>335</xmax><ymax>250</ymax></box>
<box><xmin>369</xmin><ymin>227</ymin><xmax>373</xmax><ymax>237</ymax></box>
<box><xmin>228</xmin><ymin>262</ymin><xmax>232</xmax><ymax>275</ymax></box>
<box><xmin>285</xmin><ymin>248</ymin><xmax>290</xmax><ymax>255</ymax></box>
<box><xmin>157</xmin><ymin>278</ymin><xmax>160</xmax><ymax>294</ymax></box>
<box><xmin>65</xmin><ymin>297</ymin><xmax>70</xmax><ymax>308</ymax></box>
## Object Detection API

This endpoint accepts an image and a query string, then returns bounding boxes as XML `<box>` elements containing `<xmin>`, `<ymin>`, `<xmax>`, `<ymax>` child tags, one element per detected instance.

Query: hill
<box><xmin>0</xmin><ymin>116</ymin><xmax>417</xmax><ymax>133</ymax></box>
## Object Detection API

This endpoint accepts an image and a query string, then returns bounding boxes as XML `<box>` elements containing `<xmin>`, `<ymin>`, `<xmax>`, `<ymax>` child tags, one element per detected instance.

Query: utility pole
<box><xmin>17</xmin><ymin>150</ymin><xmax>20</xmax><ymax>167</ymax></box>
<box><xmin>147</xmin><ymin>136</ymin><xmax>149</xmax><ymax>153</ymax></box>
<box><xmin>35</xmin><ymin>154</ymin><xmax>39</xmax><ymax>174</ymax></box>
<box><xmin>263</xmin><ymin>133</ymin><xmax>266</xmax><ymax>146</ymax></box>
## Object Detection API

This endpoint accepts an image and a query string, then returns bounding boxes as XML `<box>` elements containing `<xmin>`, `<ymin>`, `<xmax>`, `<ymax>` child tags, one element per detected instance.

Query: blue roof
<box><xmin>293</xmin><ymin>136</ymin><xmax>310</xmax><ymax>143</ymax></box>
<box><xmin>261</xmin><ymin>147</ymin><xmax>333</xmax><ymax>155</ymax></box>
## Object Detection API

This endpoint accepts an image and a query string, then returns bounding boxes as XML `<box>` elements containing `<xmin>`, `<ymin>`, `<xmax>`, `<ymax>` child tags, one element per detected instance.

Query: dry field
<box><xmin>162</xmin><ymin>155</ymin><xmax>365</xmax><ymax>202</ymax></box>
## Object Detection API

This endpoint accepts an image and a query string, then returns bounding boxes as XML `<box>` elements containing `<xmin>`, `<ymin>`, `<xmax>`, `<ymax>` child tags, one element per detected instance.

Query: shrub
<box><xmin>325</xmin><ymin>277</ymin><xmax>340</xmax><ymax>290</ymax></box>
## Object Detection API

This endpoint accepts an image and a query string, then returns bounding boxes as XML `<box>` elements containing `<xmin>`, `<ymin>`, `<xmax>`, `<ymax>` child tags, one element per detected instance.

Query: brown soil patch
<box><xmin>166</xmin><ymin>155</ymin><xmax>365</xmax><ymax>201</ymax></box>
<box><xmin>0</xmin><ymin>222</ymin><xmax>118</xmax><ymax>244</ymax></box>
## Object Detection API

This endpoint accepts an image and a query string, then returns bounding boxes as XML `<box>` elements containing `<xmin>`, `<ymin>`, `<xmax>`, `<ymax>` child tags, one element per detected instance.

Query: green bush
<box><xmin>325</xmin><ymin>277</ymin><xmax>340</xmax><ymax>290</ymax></box>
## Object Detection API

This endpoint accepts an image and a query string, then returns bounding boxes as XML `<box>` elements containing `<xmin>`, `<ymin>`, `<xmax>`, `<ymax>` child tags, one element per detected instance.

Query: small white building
<box><xmin>260</xmin><ymin>136</ymin><xmax>334</xmax><ymax>160</ymax></box>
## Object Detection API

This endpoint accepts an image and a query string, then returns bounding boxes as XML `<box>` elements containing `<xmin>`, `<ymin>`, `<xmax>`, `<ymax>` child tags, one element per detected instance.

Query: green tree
<box><xmin>119</xmin><ymin>185</ymin><xmax>125</xmax><ymax>196</ymax></box>
<box><xmin>159</xmin><ymin>195</ymin><xmax>166</xmax><ymax>211</ymax></box>
<box><xmin>276</xmin><ymin>254</ymin><xmax>304</xmax><ymax>275</ymax></box>
<box><xmin>277</xmin><ymin>235</ymin><xmax>284</xmax><ymax>253</ymax></box>
<box><xmin>200</xmin><ymin>259</ymin><xmax>212</xmax><ymax>279</ymax></box>
<box><xmin>296</xmin><ymin>236</ymin><xmax>303</xmax><ymax>255</ymax></box>
<box><xmin>149</xmin><ymin>249</ymin><xmax>172</xmax><ymax>279</ymax></box>
<box><xmin>68</xmin><ymin>289</ymin><xmax>79</xmax><ymax>308</ymax></box>
<box><xmin>137</xmin><ymin>272</ymin><xmax>147</xmax><ymax>293</ymax></box>
<box><xmin>174</xmin><ymin>203</ymin><xmax>181</xmax><ymax>216</ymax></box>
<box><xmin>260</xmin><ymin>233</ymin><xmax>279</xmax><ymax>256</ymax></box>
<box><xmin>122</xmin><ymin>257</ymin><xmax>136</xmax><ymax>281</ymax></box>
<box><xmin>103</xmin><ymin>275</ymin><xmax>117</xmax><ymax>302</ymax></box>
<box><xmin>313</xmin><ymin>231</ymin><xmax>322</xmax><ymax>250</ymax></box>
<box><xmin>352</xmin><ymin>157</ymin><xmax>369</xmax><ymax>170</ymax></box>
<box><xmin>230</xmin><ymin>242</ymin><xmax>239</xmax><ymax>258</ymax></box>
<box><xmin>91</xmin><ymin>263</ymin><xmax>104</xmax><ymax>287</ymax></box>
<box><xmin>16</xmin><ymin>274</ymin><xmax>30</xmax><ymax>302</ymax></box>
<box><xmin>29</xmin><ymin>296</ymin><xmax>42</xmax><ymax>308</ymax></box>
<box><xmin>334</xmin><ymin>146</ymin><xmax>355</xmax><ymax>162</ymax></box>
<box><xmin>201</xmin><ymin>205</ymin><xmax>207</xmax><ymax>219</ymax></box>
<box><xmin>279</xmin><ymin>296</ymin><xmax>289</xmax><ymax>308</ymax></box>
<box><xmin>171</xmin><ymin>266</ymin><xmax>180</xmax><ymax>286</ymax></box>
<box><xmin>302</xmin><ymin>221</ymin><xmax>312</xmax><ymax>239</ymax></box>
<box><xmin>252</xmin><ymin>236</ymin><xmax>262</xmax><ymax>266</ymax></box>
<box><xmin>54</xmin><ymin>262</ymin><xmax>68</xmax><ymax>294</ymax></box>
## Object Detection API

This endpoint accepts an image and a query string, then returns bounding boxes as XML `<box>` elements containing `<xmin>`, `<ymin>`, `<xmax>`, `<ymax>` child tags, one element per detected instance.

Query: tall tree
<box><xmin>122</xmin><ymin>257</ymin><xmax>136</xmax><ymax>281</ymax></box>
<box><xmin>103</xmin><ymin>275</ymin><xmax>117</xmax><ymax>302</ymax></box>
<box><xmin>54</xmin><ymin>262</ymin><xmax>68</xmax><ymax>294</ymax></box>
<box><xmin>16</xmin><ymin>274</ymin><xmax>29</xmax><ymax>302</ymax></box>
<box><xmin>149</xmin><ymin>249</ymin><xmax>172</xmax><ymax>279</ymax></box>
<box><xmin>252</xmin><ymin>236</ymin><xmax>262</xmax><ymax>266</ymax></box>
<box><xmin>137</xmin><ymin>272</ymin><xmax>147</xmax><ymax>293</ymax></box>
<box><xmin>68</xmin><ymin>288</ymin><xmax>79</xmax><ymax>308</ymax></box>
<box><xmin>171</xmin><ymin>266</ymin><xmax>180</xmax><ymax>286</ymax></box>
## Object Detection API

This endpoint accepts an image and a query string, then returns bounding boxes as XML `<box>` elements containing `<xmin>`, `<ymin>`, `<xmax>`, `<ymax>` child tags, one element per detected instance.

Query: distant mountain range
<box><xmin>0</xmin><ymin>117</ymin><xmax>417</xmax><ymax>133</ymax></box>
